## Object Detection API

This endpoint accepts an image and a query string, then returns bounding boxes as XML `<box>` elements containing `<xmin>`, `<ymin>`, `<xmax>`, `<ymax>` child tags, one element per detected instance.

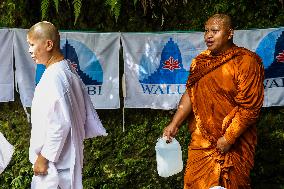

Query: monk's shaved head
<box><xmin>28</xmin><ymin>21</ymin><xmax>60</xmax><ymax>49</ymax></box>
<box><xmin>206</xmin><ymin>14</ymin><xmax>234</xmax><ymax>30</ymax></box>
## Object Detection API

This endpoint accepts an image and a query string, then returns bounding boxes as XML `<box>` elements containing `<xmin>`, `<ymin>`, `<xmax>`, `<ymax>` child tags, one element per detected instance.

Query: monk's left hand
<box><xmin>34</xmin><ymin>153</ymin><xmax>49</xmax><ymax>176</ymax></box>
<box><xmin>216</xmin><ymin>136</ymin><xmax>231</xmax><ymax>154</ymax></box>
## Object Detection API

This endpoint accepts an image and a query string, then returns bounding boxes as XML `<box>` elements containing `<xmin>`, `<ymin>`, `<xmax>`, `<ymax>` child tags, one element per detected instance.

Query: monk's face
<box><xmin>204</xmin><ymin>18</ymin><xmax>233</xmax><ymax>55</ymax></box>
<box><xmin>27</xmin><ymin>33</ymin><xmax>50</xmax><ymax>64</ymax></box>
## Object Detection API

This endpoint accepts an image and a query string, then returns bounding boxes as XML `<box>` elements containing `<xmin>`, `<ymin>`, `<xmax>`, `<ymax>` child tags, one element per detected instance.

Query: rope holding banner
<box><xmin>122</xmin><ymin>74</ymin><xmax>126</xmax><ymax>132</ymax></box>
<box><xmin>23</xmin><ymin>106</ymin><xmax>31</xmax><ymax>124</ymax></box>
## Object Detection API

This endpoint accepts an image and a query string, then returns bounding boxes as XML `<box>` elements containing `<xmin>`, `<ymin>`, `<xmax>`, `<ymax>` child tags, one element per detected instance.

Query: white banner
<box><xmin>13</xmin><ymin>28</ymin><xmax>36</xmax><ymax>107</ymax></box>
<box><xmin>13</xmin><ymin>29</ymin><xmax>120</xmax><ymax>108</ymax></box>
<box><xmin>62</xmin><ymin>32</ymin><xmax>120</xmax><ymax>109</ymax></box>
<box><xmin>122</xmin><ymin>33</ymin><xmax>204</xmax><ymax>109</ymax></box>
<box><xmin>250</xmin><ymin>28</ymin><xmax>284</xmax><ymax>107</ymax></box>
<box><xmin>122</xmin><ymin>27</ymin><xmax>284</xmax><ymax>109</ymax></box>
<box><xmin>7</xmin><ymin>28</ymin><xmax>284</xmax><ymax>109</ymax></box>
<box><xmin>0</xmin><ymin>29</ymin><xmax>14</xmax><ymax>102</ymax></box>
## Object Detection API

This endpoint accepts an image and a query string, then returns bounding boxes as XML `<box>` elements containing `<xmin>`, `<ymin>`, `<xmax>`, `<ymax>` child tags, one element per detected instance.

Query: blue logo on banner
<box><xmin>139</xmin><ymin>38</ymin><xmax>195</xmax><ymax>94</ymax></box>
<box><xmin>61</xmin><ymin>39</ymin><xmax>103</xmax><ymax>95</ymax></box>
<box><xmin>256</xmin><ymin>29</ymin><xmax>284</xmax><ymax>78</ymax></box>
<box><xmin>256</xmin><ymin>28</ymin><xmax>284</xmax><ymax>89</ymax></box>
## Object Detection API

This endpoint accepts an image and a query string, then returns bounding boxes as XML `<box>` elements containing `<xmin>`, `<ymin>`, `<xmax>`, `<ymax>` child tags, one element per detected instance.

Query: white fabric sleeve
<box><xmin>41</xmin><ymin>95</ymin><xmax>71</xmax><ymax>162</ymax></box>
<box><xmin>83</xmin><ymin>90</ymin><xmax>107</xmax><ymax>139</ymax></box>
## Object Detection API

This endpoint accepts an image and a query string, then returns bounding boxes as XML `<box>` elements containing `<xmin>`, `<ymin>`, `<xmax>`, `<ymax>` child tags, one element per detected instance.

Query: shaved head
<box><xmin>27</xmin><ymin>21</ymin><xmax>60</xmax><ymax>49</ymax></box>
<box><xmin>206</xmin><ymin>14</ymin><xmax>234</xmax><ymax>30</ymax></box>
<box><xmin>204</xmin><ymin>13</ymin><xmax>234</xmax><ymax>54</ymax></box>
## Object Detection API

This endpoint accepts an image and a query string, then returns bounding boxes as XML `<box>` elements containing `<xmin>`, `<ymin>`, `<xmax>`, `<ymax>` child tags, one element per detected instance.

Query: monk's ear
<box><xmin>228</xmin><ymin>29</ymin><xmax>234</xmax><ymax>40</ymax></box>
<box><xmin>46</xmin><ymin>40</ymin><xmax>54</xmax><ymax>51</ymax></box>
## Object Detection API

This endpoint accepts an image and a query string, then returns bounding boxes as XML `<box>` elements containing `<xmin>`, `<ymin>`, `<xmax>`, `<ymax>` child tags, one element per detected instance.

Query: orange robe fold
<box><xmin>184</xmin><ymin>45</ymin><xmax>264</xmax><ymax>189</ymax></box>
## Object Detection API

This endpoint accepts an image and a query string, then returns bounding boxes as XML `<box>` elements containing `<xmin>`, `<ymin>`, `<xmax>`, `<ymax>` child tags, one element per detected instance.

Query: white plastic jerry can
<box><xmin>210</xmin><ymin>186</ymin><xmax>227</xmax><ymax>189</ymax></box>
<box><xmin>155</xmin><ymin>137</ymin><xmax>183</xmax><ymax>177</ymax></box>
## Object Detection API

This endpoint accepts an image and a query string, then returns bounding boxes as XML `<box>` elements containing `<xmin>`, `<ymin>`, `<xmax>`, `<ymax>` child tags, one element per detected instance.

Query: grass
<box><xmin>0</xmin><ymin>94</ymin><xmax>283</xmax><ymax>188</ymax></box>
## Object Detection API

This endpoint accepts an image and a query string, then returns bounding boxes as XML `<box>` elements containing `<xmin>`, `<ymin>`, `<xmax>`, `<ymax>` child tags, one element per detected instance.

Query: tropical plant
<box><xmin>0</xmin><ymin>0</ymin><xmax>15</xmax><ymax>27</ymax></box>
<box><xmin>41</xmin><ymin>0</ymin><xmax>82</xmax><ymax>24</ymax></box>
<box><xmin>39</xmin><ymin>0</ymin><xmax>191</xmax><ymax>25</ymax></box>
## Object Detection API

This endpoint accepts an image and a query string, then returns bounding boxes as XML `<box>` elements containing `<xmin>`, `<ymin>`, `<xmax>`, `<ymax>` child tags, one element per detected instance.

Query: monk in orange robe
<box><xmin>163</xmin><ymin>14</ymin><xmax>264</xmax><ymax>189</ymax></box>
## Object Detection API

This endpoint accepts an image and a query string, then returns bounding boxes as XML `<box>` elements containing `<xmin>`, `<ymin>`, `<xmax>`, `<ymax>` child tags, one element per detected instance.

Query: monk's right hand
<box><xmin>162</xmin><ymin>123</ymin><xmax>179</xmax><ymax>142</ymax></box>
<box><xmin>34</xmin><ymin>154</ymin><xmax>48</xmax><ymax>176</ymax></box>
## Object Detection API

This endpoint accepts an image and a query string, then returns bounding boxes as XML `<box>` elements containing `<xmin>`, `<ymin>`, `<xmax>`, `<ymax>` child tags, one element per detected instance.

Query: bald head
<box><xmin>27</xmin><ymin>21</ymin><xmax>60</xmax><ymax>49</ymax></box>
<box><xmin>206</xmin><ymin>14</ymin><xmax>234</xmax><ymax>30</ymax></box>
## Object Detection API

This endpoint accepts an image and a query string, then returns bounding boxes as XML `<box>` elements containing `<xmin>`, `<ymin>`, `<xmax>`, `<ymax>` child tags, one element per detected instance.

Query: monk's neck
<box><xmin>45</xmin><ymin>53</ymin><xmax>64</xmax><ymax>68</ymax></box>
<box><xmin>211</xmin><ymin>43</ymin><xmax>234</xmax><ymax>56</ymax></box>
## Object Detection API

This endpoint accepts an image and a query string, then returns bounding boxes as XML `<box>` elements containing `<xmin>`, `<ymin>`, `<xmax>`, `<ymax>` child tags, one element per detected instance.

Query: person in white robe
<box><xmin>0</xmin><ymin>132</ymin><xmax>14</xmax><ymax>174</ymax></box>
<box><xmin>27</xmin><ymin>21</ymin><xmax>107</xmax><ymax>189</ymax></box>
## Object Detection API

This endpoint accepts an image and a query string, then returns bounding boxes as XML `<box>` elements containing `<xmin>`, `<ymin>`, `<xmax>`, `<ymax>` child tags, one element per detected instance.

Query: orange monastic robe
<box><xmin>184</xmin><ymin>45</ymin><xmax>264</xmax><ymax>189</ymax></box>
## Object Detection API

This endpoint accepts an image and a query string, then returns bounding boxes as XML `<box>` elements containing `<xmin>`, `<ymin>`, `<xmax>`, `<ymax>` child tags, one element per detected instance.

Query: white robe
<box><xmin>0</xmin><ymin>132</ymin><xmax>14</xmax><ymax>174</ymax></box>
<box><xmin>29</xmin><ymin>59</ymin><xmax>107</xmax><ymax>189</ymax></box>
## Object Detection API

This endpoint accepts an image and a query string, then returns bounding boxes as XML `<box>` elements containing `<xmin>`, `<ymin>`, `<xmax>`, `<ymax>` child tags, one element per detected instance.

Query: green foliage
<box><xmin>0</xmin><ymin>0</ymin><xmax>15</xmax><ymax>27</ymax></box>
<box><xmin>5</xmin><ymin>0</ymin><xmax>40</xmax><ymax>28</ymax></box>
<box><xmin>133</xmin><ymin>0</ymin><xmax>138</xmax><ymax>6</ymax></box>
<box><xmin>1</xmin><ymin>0</ymin><xmax>283</xmax><ymax>31</ymax></box>
<box><xmin>73</xmin><ymin>0</ymin><xmax>82</xmax><ymax>25</ymax></box>
<box><xmin>53</xmin><ymin>0</ymin><xmax>60</xmax><ymax>13</ymax></box>
<box><xmin>0</xmin><ymin>98</ymin><xmax>33</xmax><ymax>188</ymax></box>
<box><xmin>251</xmin><ymin>108</ymin><xmax>284</xmax><ymax>189</ymax></box>
<box><xmin>41</xmin><ymin>0</ymin><xmax>50</xmax><ymax>20</ymax></box>
<box><xmin>1</xmin><ymin>95</ymin><xmax>284</xmax><ymax>188</ymax></box>
<box><xmin>40</xmin><ymin>0</ymin><xmax>82</xmax><ymax>25</ymax></box>
<box><xmin>105</xmin><ymin>0</ymin><xmax>121</xmax><ymax>22</ymax></box>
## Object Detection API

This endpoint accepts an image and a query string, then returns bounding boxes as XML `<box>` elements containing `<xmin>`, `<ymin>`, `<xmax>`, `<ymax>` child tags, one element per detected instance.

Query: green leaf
<box><xmin>53</xmin><ymin>0</ymin><xmax>59</xmax><ymax>13</ymax></box>
<box><xmin>41</xmin><ymin>0</ymin><xmax>50</xmax><ymax>20</ymax></box>
<box><xmin>133</xmin><ymin>0</ymin><xmax>138</xmax><ymax>6</ymax></box>
<box><xmin>105</xmin><ymin>0</ymin><xmax>121</xmax><ymax>22</ymax></box>
<box><xmin>73</xmin><ymin>0</ymin><xmax>82</xmax><ymax>25</ymax></box>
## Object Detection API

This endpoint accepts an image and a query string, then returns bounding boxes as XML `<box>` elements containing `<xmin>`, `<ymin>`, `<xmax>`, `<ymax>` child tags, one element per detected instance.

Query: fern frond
<box><xmin>105</xmin><ymin>0</ymin><xmax>121</xmax><ymax>22</ymax></box>
<box><xmin>73</xmin><ymin>0</ymin><xmax>82</xmax><ymax>25</ymax></box>
<box><xmin>53</xmin><ymin>0</ymin><xmax>59</xmax><ymax>13</ymax></box>
<box><xmin>41</xmin><ymin>0</ymin><xmax>50</xmax><ymax>20</ymax></box>
<box><xmin>113</xmin><ymin>0</ymin><xmax>121</xmax><ymax>21</ymax></box>
<box><xmin>133</xmin><ymin>0</ymin><xmax>138</xmax><ymax>6</ymax></box>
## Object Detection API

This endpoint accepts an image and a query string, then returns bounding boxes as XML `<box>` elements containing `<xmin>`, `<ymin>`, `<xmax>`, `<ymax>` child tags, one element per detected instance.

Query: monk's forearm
<box><xmin>224</xmin><ymin>108</ymin><xmax>259</xmax><ymax>144</ymax></box>
<box><xmin>170</xmin><ymin>92</ymin><xmax>192</xmax><ymax>127</ymax></box>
